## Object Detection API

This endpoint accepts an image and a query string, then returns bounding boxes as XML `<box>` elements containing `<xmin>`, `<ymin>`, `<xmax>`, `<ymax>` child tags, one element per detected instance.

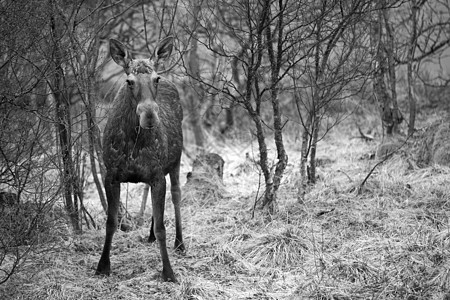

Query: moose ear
<box><xmin>154</xmin><ymin>36</ymin><xmax>174</xmax><ymax>61</ymax></box>
<box><xmin>110</xmin><ymin>39</ymin><xmax>131</xmax><ymax>68</ymax></box>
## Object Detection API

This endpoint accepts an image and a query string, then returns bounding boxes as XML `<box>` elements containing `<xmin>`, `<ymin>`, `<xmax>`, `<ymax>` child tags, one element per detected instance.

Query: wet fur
<box><xmin>103</xmin><ymin>78</ymin><xmax>182</xmax><ymax>183</ymax></box>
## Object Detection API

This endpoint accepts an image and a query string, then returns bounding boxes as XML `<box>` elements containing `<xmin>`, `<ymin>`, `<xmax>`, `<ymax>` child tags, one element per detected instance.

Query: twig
<box><xmin>251</xmin><ymin>171</ymin><xmax>264</xmax><ymax>219</ymax></box>
<box><xmin>356</xmin><ymin>126</ymin><xmax>374</xmax><ymax>141</ymax></box>
<box><xmin>357</xmin><ymin>135</ymin><xmax>411</xmax><ymax>194</ymax></box>
<box><xmin>338</xmin><ymin>169</ymin><xmax>353</xmax><ymax>182</ymax></box>
<box><xmin>357</xmin><ymin>154</ymin><xmax>392</xmax><ymax>195</ymax></box>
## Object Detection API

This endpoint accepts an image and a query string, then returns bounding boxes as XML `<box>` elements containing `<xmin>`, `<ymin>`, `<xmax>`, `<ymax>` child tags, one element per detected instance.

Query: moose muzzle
<box><xmin>136</xmin><ymin>101</ymin><xmax>160</xmax><ymax>129</ymax></box>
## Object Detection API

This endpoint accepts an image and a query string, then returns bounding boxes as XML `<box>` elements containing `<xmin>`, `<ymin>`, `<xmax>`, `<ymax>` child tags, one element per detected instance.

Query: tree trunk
<box><xmin>372</xmin><ymin>1</ymin><xmax>395</xmax><ymax>138</ymax></box>
<box><xmin>407</xmin><ymin>2</ymin><xmax>418</xmax><ymax>136</ymax></box>
<box><xmin>266</xmin><ymin>89</ymin><xmax>288</xmax><ymax>213</ymax></box>
<box><xmin>297</xmin><ymin>107</ymin><xmax>312</xmax><ymax>203</ymax></box>
<box><xmin>186</xmin><ymin>1</ymin><xmax>205</xmax><ymax>149</ymax></box>
<box><xmin>54</xmin><ymin>77</ymin><xmax>79</xmax><ymax>233</ymax></box>
<box><xmin>260</xmin><ymin>0</ymin><xmax>287</xmax><ymax>213</ymax></box>
<box><xmin>220</xmin><ymin>107</ymin><xmax>234</xmax><ymax>134</ymax></box>
<box><xmin>50</xmin><ymin>8</ymin><xmax>80</xmax><ymax>233</ymax></box>
<box><xmin>251</xmin><ymin>112</ymin><xmax>271</xmax><ymax>208</ymax></box>
<box><xmin>309</xmin><ymin>113</ymin><xmax>320</xmax><ymax>184</ymax></box>
<box><xmin>242</xmin><ymin>76</ymin><xmax>271</xmax><ymax>212</ymax></box>
<box><xmin>187</xmin><ymin>91</ymin><xmax>204</xmax><ymax>149</ymax></box>
<box><xmin>383</xmin><ymin>6</ymin><xmax>402</xmax><ymax>135</ymax></box>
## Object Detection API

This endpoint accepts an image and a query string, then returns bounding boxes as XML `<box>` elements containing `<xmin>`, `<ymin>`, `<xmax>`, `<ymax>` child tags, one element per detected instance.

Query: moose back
<box><xmin>96</xmin><ymin>37</ymin><xmax>184</xmax><ymax>283</ymax></box>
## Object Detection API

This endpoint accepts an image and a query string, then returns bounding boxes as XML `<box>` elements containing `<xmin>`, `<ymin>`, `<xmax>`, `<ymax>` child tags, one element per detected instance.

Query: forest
<box><xmin>1</xmin><ymin>0</ymin><xmax>450</xmax><ymax>299</ymax></box>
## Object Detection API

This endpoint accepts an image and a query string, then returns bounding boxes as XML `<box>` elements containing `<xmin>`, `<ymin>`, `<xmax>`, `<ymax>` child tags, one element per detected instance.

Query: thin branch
<box><xmin>357</xmin><ymin>136</ymin><xmax>411</xmax><ymax>194</ymax></box>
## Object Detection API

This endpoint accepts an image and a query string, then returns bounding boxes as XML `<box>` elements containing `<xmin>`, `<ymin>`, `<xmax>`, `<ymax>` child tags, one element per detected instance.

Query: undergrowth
<box><xmin>1</xmin><ymin>123</ymin><xmax>450</xmax><ymax>299</ymax></box>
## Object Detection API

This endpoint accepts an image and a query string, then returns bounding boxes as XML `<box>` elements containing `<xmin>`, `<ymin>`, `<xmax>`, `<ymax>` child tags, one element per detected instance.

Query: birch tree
<box><xmin>181</xmin><ymin>0</ymin><xmax>302</xmax><ymax>212</ymax></box>
<box><xmin>294</xmin><ymin>0</ymin><xmax>374</xmax><ymax>199</ymax></box>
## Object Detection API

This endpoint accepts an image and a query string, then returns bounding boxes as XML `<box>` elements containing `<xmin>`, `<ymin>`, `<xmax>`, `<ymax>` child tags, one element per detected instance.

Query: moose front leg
<box><xmin>151</xmin><ymin>177</ymin><xmax>177</xmax><ymax>282</ymax></box>
<box><xmin>96</xmin><ymin>181</ymin><xmax>120</xmax><ymax>276</ymax></box>
<box><xmin>170</xmin><ymin>161</ymin><xmax>184</xmax><ymax>252</ymax></box>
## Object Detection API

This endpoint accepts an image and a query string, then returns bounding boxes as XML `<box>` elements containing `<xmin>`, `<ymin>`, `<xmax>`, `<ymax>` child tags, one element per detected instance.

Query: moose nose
<box><xmin>136</xmin><ymin>102</ymin><xmax>160</xmax><ymax>129</ymax></box>
<box><xmin>126</xmin><ymin>74</ymin><xmax>136</xmax><ymax>87</ymax></box>
<box><xmin>126</xmin><ymin>78</ymin><xmax>135</xmax><ymax>87</ymax></box>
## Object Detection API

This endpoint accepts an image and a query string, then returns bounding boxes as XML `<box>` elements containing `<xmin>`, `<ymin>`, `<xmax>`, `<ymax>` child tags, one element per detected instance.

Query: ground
<box><xmin>1</xmin><ymin>115</ymin><xmax>450</xmax><ymax>299</ymax></box>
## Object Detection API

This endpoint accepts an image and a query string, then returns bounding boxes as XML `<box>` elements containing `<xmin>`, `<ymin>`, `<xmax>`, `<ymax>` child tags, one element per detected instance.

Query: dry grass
<box><xmin>2</xmin><ymin>122</ymin><xmax>450</xmax><ymax>299</ymax></box>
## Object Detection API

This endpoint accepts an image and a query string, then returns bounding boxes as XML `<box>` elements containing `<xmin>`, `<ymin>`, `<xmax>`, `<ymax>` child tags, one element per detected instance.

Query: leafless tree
<box><xmin>0</xmin><ymin>0</ymin><xmax>66</xmax><ymax>283</ymax></box>
<box><xmin>294</xmin><ymin>0</ymin><xmax>374</xmax><ymax>199</ymax></box>
<box><xmin>180</xmin><ymin>0</ymin><xmax>320</xmax><ymax>212</ymax></box>
<box><xmin>393</xmin><ymin>0</ymin><xmax>450</xmax><ymax>135</ymax></box>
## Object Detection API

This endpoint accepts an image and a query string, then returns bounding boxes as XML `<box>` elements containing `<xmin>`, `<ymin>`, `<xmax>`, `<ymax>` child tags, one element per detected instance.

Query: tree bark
<box><xmin>267</xmin><ymin>89</ymin><xmax>288</xmax><ymax>213</ymax></box>
<box><xmin>50</xmin><ymin>8</ymin><xmax>80</xmax><ymax>232</ymax></box>
<box><xmin>383</xmin><ymin>6</ymin><xmax>402</xmax><ymax>135</ymax></box>
<box><xmin>407</xmin><ymin>2</ymin><xmax>418</xmax><ymax>136</ymax></box>
<box><xmin>309</xmin><ymin>112</ymin><xmax>320</xmax><ymax>184</ymax></box>
<box><xmin>261</xmin><ymin>1</ymin><xmax>288</xmax><ymax>213</ymax></box>
<box><xmin>372</xmin><ymin>1</ymin><xmax>395</xmax><ymax>137</ymax></box>
<box><xmin>297</xmin><ymin>105</ymin><xmax>312</xmax><ymax>203</ymax></box>
<box><xmin>186</xmin><ymin>0</ymin><xmax>205</xmax><ymax>149</ymax></box>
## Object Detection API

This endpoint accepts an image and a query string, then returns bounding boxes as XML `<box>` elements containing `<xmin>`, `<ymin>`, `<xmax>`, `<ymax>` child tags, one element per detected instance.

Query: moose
<box><xmin>96</xmin><ymin>36</ymin><xmax>184</xmax><ymax>283</ymax></box>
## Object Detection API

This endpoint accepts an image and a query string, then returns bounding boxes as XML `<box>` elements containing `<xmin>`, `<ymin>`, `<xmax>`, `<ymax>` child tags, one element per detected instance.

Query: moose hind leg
<box><xmin>96</xmin><ymin>181</ymin><xmax>120</xmax><ymax>275</ymax></box>
<box><xmin>151</xmin><ymin>177</ymin><xmax>177</xmax><ymax>282</ymax></box>
<box><xmin>170</xmin><ymin>162</ymin><xmax>184</xmax><ymax>252</ymax></box>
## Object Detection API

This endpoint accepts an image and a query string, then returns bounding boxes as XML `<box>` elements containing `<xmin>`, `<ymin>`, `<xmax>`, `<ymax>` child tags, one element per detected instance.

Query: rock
<box><xmin>183</xmin><ymin>152</ymin><xmax>227</xmax><ymax>205</ymax></box>
<box><xmin>414</xmin><ymin>119</ymin><xmax>450</xmax><ymax>167</ymax></box>
<box><xmin>376</xmin><ymin>136</ymin><xmax>404</xmax><ymax>159</ymax></box>
<box><xmin>189</xmin><ymin>153</ymin><xmax>225</xmax><ymax>182</ymax></box>
<box><xmin>431</xmin><ymin>121</ymin><xmax>450</xmax><ymax>166</ymax></box>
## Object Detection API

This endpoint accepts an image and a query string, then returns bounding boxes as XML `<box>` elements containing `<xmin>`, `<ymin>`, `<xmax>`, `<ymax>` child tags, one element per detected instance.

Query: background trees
<box><xmin>182</xmin><ymin>0</ymin><xmax>292</xmax><ymax>212</ymax></box>
<box><xmin>293</xmin><ymin>0</ymin><xmax>374</xmax><ymax>199</ymax></box>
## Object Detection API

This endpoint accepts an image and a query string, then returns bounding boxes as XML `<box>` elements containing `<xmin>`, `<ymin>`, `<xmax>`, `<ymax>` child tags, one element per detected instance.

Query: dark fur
<box><xmin>103</xmin><ymin>79</ymin><xmax>182</xmax><ymax>183</ymax></box>
<box><xmin>96</xmin><ymin>40</ymin><xmax>184</xmax><ymax>283</ymax></box>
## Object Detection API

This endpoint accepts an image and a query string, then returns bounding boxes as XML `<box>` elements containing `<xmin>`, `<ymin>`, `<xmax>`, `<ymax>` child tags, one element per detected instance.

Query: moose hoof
<box><xmin>148</xmin><ymin>235</ymin><xmax>156</xmax><ymax>243</ymax></box>
<box><xmin>174</xmin><ymin>242</ymin><xmax>185</xmax><ymax>254</ymax></box>
<box><xmin>95</xmin><ymin>261</ymin><xmax>111</xmax><ymax>276</ymax></box>
<box><xmin>162</xmin><ymin>269</ymin><xmax>177</xmax><ymax>283</ymax></box>
<box><xmin>95</xmin><ymin>267</ymin><xmax>110</xmax><ymax>276</ymax></box>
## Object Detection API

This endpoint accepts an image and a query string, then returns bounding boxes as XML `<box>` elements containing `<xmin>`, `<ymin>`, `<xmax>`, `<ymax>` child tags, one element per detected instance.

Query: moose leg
<box><xmin>170</xmin><ymin>161</ymin><xmax>184</xmax><ymax>252</ymax></box>
<box><xmin>138</xmin><ymin>184</ymin><xmax>150</xmax><ymax>227</ymax></box>
<box><xmin>148</xmin><ymin>216</ymin><xmax>156</xmax><ymax>243</ymax></box>
<box><xmin>96</xmin><ymin>180</ymin><xmax>120</xmax><ymax>275</ymax></box>
<box><xmin>151</xmin><ymin>177</ymin><xmax>176</xmax><ymax>282</ymax></box>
